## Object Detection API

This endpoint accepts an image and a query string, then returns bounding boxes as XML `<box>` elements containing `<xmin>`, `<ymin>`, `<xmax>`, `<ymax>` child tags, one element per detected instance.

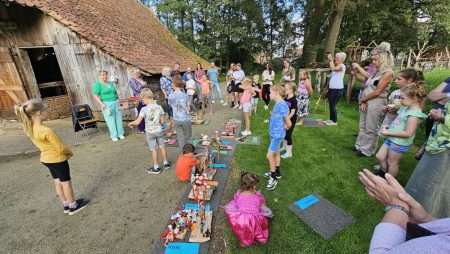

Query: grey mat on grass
<box><xmin>289</xmin><ymin>195</ymin><xmax>354</xmax><ymax>239</ymax></box>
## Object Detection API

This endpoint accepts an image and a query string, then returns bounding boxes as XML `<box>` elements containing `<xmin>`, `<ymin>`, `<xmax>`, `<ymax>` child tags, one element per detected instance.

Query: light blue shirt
<box><xmin>269</xmin><ymin>100</ymin><xmax>289</xmax><ymax>138</ymax></box>
<box><xmin>168</xmin><ymin>90</ymin><xmax>191</xmax><ymax>122</ymax></box>
<box><xmin>207</xmin><ymin>68</ymin><xmax>219</xmax><ymax>82</ymax></box>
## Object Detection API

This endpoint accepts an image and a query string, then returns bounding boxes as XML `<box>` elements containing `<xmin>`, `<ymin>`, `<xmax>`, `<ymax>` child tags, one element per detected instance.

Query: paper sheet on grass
<box><xmin>289</xmin><ymin>194</ymin><xmax>354</xmax><ymax>239</ymax></box>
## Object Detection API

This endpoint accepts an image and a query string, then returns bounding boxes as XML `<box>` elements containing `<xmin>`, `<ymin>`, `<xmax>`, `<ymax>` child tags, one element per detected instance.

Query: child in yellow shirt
<box><xmin>15</xmin><ymin>99</ymin><xmax>89</xmax><ymax>215</ymax></box>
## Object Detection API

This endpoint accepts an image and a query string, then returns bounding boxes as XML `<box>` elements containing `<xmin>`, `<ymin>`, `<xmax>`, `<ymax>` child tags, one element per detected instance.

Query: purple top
<box><xmin>369</xmin><ymin>218</ymin><xmax>450</xmax><ymax>254</ymax></box>
<box><xmin>128</xmin><ymin>78</ymin><xmax>144</xmax><ymax>97</ymax></box>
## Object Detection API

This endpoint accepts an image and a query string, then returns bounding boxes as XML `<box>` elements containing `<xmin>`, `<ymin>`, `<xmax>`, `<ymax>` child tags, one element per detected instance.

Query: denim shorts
<box><xmin>146</xmin><ymin>132</ymin><xmax>165</xmax><ymax>150</ymax></box>
<box><xmin>268</xmin><ymin>137</ymin><xmax>284</xmax><ymax>153</ymax></box>
<box><xmin>384</xmin><ymin>139</ymin><xmax>410</xmax><ymax>154</ymax></box>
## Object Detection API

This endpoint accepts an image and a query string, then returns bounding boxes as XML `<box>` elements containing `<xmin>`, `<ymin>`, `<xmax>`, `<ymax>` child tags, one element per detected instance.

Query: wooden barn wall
<box><xmin>0</xmin><ymin>3</ymin><xmax>134</xmax><ymax>112</ymax></box>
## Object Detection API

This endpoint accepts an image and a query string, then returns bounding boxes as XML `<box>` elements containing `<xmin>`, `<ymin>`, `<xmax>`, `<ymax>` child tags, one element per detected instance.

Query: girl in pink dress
<box><xmin>225</xmin><ymin>172</ymin><xmax>272</xmax><ymax>247</ymax></box>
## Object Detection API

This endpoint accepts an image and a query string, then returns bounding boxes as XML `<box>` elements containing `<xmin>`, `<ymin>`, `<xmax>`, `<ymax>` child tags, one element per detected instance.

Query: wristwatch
<box><xmin>385</xmin><ymin>204</ymin><xmax>409</xmax><ymax>216</ymax></box>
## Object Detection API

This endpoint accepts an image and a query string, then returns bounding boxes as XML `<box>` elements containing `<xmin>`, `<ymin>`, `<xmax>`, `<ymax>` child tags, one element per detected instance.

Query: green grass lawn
<box><xmin>223</xmin><ymin>68</ymin><xmax>450</xmax><ymax>254</ymax></box>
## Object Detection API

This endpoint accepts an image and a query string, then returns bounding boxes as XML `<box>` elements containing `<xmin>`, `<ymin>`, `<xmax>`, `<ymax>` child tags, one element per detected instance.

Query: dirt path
<box><xmin>0</xmin><ymin>103</ymin><xmax>239</xmax><ymax>254</ymax></box>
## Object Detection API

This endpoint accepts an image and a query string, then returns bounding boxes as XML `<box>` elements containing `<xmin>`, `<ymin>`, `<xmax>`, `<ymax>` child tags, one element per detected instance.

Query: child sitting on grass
<box><xmin>175</xmin><ymin>144</ymin><xmax>199</xmax><ymax>182</ymax></box>
<box><xmin>129</xmin><ymin>88</ymin><xmax>171</xmax><ymax>174</ymax></box>
<box><xmin>239</xmin><ymin>78</ymin><xmax>255</xmax><ymax>136</ymax></box>
<box><xmin>225</xmin><ymin>172</ymin><xmax>272</xmax><ymax>247</ymax></box>
<box><xmin>376</xmin><ymin>84</ymin><xmax>427</xmax><ymax>177</ymax></box>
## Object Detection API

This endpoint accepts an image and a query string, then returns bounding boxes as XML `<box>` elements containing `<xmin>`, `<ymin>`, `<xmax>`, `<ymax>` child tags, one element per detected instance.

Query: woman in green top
<box><xmin>92</xmin><ymin>70</ymin><xmax>125</xmax><ymax>142</ymax></box>
<box><xmin>406</xmin><ymin>96</ymin><xmax>450</xmax><ymax>218</ymax></box>
<box><xmin>375</xmin><ymin>84</ymin><xmax>427</xmax><ymax>177</ymax></box>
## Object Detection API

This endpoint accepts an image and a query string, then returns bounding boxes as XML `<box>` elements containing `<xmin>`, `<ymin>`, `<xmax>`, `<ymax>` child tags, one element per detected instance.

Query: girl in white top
<box><xmin>262</xmin><ymin>64</ymin><xmax>275</xmax><ymax>110</ymax></box>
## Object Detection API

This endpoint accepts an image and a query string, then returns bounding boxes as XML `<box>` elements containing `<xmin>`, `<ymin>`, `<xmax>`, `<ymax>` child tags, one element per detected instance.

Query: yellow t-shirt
<box><xmin>30</xmin><ymin>125</ymin><xmax>73</xmax><ymax>163</ymax></box>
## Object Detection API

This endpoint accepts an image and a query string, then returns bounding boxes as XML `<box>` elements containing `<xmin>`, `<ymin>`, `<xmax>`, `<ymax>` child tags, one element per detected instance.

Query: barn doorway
<box><xmin>24</xmin><ymin>47</ymin><xmax>71</xmax><ymax>119</ymax></box>
<box><xmin>25</xmin><ymin>47</ymin><xmax>66</xmax><ymax>98</ymax></box>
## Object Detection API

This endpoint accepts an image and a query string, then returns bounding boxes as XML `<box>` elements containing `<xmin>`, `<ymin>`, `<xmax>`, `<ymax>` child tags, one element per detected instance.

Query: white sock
<box><xmin>69</xmin><ymin>201</ymin><xmax>77</xmax><ymax>209</ymax></box>
<box><xmin>154</xmin><ymin>164</ymin><xmax>159</xmax><ymax>169</ymax></box>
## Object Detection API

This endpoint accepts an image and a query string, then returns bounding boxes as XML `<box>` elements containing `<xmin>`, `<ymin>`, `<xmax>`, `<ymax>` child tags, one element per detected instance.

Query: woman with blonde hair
<box><xmin>15</xmin><ymin>99</ymin><xmax>89</xmax><ymax>215</ymax></box>
<box><xmin>352</xmin><ymin>42</ymin><xmax>395</xmax><ymax>157</ymax></box>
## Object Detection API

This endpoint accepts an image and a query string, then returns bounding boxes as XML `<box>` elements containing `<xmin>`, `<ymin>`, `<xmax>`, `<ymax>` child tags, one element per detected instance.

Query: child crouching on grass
<box><xmin>264</xmin><ymin>85</ymin><xmax>291</xmax><ymax>191</ymax></box>
<box><xmin>15</xmin><ymin>99</ymin><xmax>89</xmax><ymax>215</ymax></box>
<box><xmin>375</xmin><ymin>84</ymin><xmax>427</xmax><ymax>177</ymax></box>
<box><xmin>129</xmin><ymin>88</ymin><xmax>171</xmax><ymax>174</ymax></box>
<box><xmin>239</xmin><ymin>78</ymin><xmax>255</xmax><ymax>136</ymax></box>
<box><xmin>225</xmin><ymin>172</ymin><xmax>272</xmax><ymax>247</ymax></box>
<box><xmin>175</xmin><ymin>144</ymin><xmax>199</xmax><ymax>182</ymax></box>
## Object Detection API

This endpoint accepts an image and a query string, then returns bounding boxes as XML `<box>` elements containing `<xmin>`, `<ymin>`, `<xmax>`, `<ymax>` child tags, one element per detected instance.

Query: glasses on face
<box><xmin>399</xmin><ymin>95</ymin><xmax>405</xmax><ymax>100</ymax></box>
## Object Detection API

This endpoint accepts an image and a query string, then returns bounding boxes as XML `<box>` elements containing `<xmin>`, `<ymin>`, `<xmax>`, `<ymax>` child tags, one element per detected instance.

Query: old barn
<box><xmin>0</xmin><ymin>0</ymin><xmax>207</xmax><ymax>119</ymax></box>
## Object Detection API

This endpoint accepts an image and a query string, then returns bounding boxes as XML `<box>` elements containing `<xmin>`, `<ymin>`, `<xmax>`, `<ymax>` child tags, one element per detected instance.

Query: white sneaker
<box><xmin>233</xmin><ymin>104</ymin><xmax>239</xmax><ymax>109</ymax></box>
<box><xmin>326</xmin><ymin>120</ymin><xmax>338</xmax><ymax>126</ymax></box>
<box><xmin>266</xmin><ymin>177</ymin><xmax>278</xmax><ymax>191</ymax></box>
<box><xmin>112</xmin><ymin>138</ymin><xmax>119</xmax><ymax>142</ymax></box>
<box><xmin>119</xmin><ymin>135</ymin><xmax>125</xmax><ymax>140</ymax></box>
<box><xmin>242</xmin><ymin>130</ymin><xmax>251</xmax><ymax>136</ymax></box>
<box><xmin>264</xmin><ymin>105</ymin><xmax>269</xmax><ymax>110</ymax></box>
<box><xmin>281</xmin><ymin>152</ymin><xmax>292</xmax><ymax>159</ymax></box>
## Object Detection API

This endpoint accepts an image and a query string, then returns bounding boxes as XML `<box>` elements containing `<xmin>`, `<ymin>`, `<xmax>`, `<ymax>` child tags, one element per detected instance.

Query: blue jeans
<box><xmin>211</xmin><ymin>80</ymin><xmax>223</xmax><ymax>101</ymax></box>
<box><xmin>102</xmin><ymin>100</ymin><xmax>124</xmax><ymax>139</ymax></box>
<box><xmin>328</xmin><ymin>89</ymin><xmax>343</xmax><ymax>123</ymax></box>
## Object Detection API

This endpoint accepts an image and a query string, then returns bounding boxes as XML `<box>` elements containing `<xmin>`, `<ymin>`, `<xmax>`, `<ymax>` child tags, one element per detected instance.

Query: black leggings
<box><xmin>328</xmin><ymin>89</ymin><xmax>343</xmax><ymax>123</ymax></box>
<box><xmin>262</xmin><ymin>84</ymin><xmax>271</xmax><ymax>106</ymax></box>
<box><xmin>285</xmin><ymin>118</ymin><xmax>297</xmax><ymax>145</ymax></box>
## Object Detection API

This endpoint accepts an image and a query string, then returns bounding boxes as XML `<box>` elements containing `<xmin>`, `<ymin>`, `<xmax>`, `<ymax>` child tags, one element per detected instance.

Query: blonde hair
<box><xmin>241</xmin><ymin>78</ymin><xmax>252</xmax><ymax>89</ymax></box>
<box><xmin>270</xmin><ymin>84</ymin><xmax>286</xmax><ymax>97</ymax></box>
<box><xmin>253</xmin><ymin>74</ymin><xmax>260</xmax><ymax>83</ymax></box>
<box><xmin>374</xmin><ymin>42</ymin><xmax>394</xmax><ymax>71</ymax></box>
<box><xmin>401</xmin><ymin>83</ymin><xmax>427</xmax><ymax>103</ymax></box>
<box><xmin>336</xmin><ymin>52</ymin><xmax>347</xmax><ymax>62</ymax></box>
<box><xmin>14</xmin><ymin>99</ymin><xmax>45</xmax><ymax>137</ymax></box>
<box><xmin>285</xmin><ymin>82</ymin><xmax>297</xmax><ymax>96</ymax></box>
<box><xmin>140</xmin><ymin>88</ymin><xmax>154</xmax><ymax>99</ymax></box>
<box><xmin>161</xmin><ymin>67</ymin><xmax>171</xmax><ymax>77</ymax></box>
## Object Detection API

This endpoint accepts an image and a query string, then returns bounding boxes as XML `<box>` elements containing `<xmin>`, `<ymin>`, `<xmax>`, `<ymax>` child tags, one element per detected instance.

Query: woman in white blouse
<box><xmin>261</xmin><ymin>63</ymin><xmax>275</xmax><ymax>110</ymax></box>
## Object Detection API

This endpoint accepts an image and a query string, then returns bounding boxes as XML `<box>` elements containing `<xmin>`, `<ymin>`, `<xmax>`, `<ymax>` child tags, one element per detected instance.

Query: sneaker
<box><xmin>233</xmin><ymin>104</ymin><xmax>239</xmax><ymax>109</ymax></box>
<box><xmin>264</xmin><ymin>105</ymin><xmax>269</xmax><ymax>110</ymax></box>
<box><xmin>119</xmin><ymin>135</ymin><xmax>125</xmax><ymax>140</ymax></box>
<box><xmin>112</xmin><ymin>138</ymin><xmax>119</xmax><ymax>142</ymax></box>
<box><xmin>263</xmin><ymin>171</ymin><xmax>282</xmax><ymax>179</ymax></box>
<box><xmin>325</xmin><ymin>120</ymin><xmax>338</xmax><ymax>126</ymax></box>
<box><xmin>163</xmin><ymin>161</ymin><xmax>171</xmax><ymax>170</ymax></box>
<box><xmin>266</xmin><ymin>177</ymin><xmax>278</xmax><ymax>191</ymax></box>
<box><xmin>147</xmin><ymin>167</ymin><xmax>161</xmax><ymax>175</ymax></box>
<box><xmin>241</xmin><ymin>130</ymin><xmax>251</xmax><ymax>136</ymax></box>
<box><xmin>63</xmin><ymin>206</ymin><xmax>70</xmax><ymax>214</ymax></box>
<box><xmin>281</xmin><ymin>152</ymin><xmax>292</xmax><ymax>159</ymax></box>
<box><xmin>222</xmin><ymin>102</ymin><xmax>228</xmax><ymax>106</ymax></box>
<box><xmin>238</xmin><ymin>105</ymin><xmax>243</xmax><ymax>110</ymax></box>
<box><xmin>212</xmin><ymin>100</ymin><xmax>216</xmax><ymax>104</ymax></box>
<box><xmin>68</xmin><ymin>199</ymin><xmax>89</xmax><ymax>216</ymax></box>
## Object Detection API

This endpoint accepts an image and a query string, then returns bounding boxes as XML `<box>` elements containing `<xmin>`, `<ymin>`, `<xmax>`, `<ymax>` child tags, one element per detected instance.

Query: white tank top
<box><xmin>329</xmin><ymin>64</ymin><xmax>346</xmax><ymax>89</ymax></box>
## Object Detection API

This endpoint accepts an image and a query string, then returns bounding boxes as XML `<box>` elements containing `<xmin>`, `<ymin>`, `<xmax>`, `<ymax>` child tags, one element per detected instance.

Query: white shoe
<box><xmin>281</xmin><ymin>152</ymin><xmax>292</xmax><ymax>159</ymax></box>
<box><xmin>239</xmin><ymin>105</ymin><xmax>243</xmax><ymax>110</ymax></box>
<box><xmin>233</xmin><ymin>104</ymin><xmax>239</xmax><ymax>109</ymax></box>
<box><xmin>242</xmin><ymin>130</ymin><xmax>251</xmax><ymax>136</ymax></box>
<box><xmin>112</xmin><ymin>138</ymin><xmax>119</xmax><ymax>142</ymax></box>
<box><xmin>264</xmin><ymin>105</ymin><xmax>269</xmax><ymax>110</ymax></box>
<box><xmin>223</xmin><ymin>102</ymin><xmax>228</xmax><ymax>106</ymax></box>
<box><xmin>266</xmin><ymin>177</ymin><xmax>278</xmax><ymax>191</ymax></box>
<box><xmin>212</xmin><ymin>100</ymin><xmax>216</xmax><ymax>104</ymax></box>
<box><xmin>119</xmin><ymin>135</ymin><xmax>125</xmax><ymax>140</ymax></box>
<box><xmin>326</xmin><ymin>120</ymin><xmax>338</xmax><ymax>126</ymax></box>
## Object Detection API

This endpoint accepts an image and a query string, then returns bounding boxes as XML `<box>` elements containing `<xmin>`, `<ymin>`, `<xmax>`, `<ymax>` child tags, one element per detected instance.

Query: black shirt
<box><xmin>252</xmin><ymin>82</ymin><xmax>261</xmax><ymax>98</ymax></box>
<box><xmin>285</xmin><ymin>95</ymin><xmax>298</xmax><ymax>121</ymax></box>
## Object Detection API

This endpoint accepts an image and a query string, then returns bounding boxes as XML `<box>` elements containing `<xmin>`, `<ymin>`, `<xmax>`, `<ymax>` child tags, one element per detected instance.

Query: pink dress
<box><xmin>224</xmin><ymin>191</ymin><xmax>269</xmax><ymax>247</ymax></box>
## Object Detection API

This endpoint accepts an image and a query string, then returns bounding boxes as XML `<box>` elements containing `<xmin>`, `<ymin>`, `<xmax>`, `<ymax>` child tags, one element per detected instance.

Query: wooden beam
<box><xmin>0</xmin><ymin>78</ymin><xmax>22</xmax><ymax>104</ymax></box>
<box><xmin>0</xmin><ymin>86</ymin><xmax>24</xmax><ymax>91</ymax></box>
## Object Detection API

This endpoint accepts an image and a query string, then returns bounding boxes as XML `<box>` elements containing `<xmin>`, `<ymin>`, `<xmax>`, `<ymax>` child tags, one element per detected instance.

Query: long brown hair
<box><xmin>14</xmin><ymin>99</ymin><xmax>45</xmax><ymax>137</ymax></box>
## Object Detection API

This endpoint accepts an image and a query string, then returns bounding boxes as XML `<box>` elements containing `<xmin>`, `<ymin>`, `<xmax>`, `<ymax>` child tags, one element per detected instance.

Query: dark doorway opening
<box><xmin>26</xmin><ymin>47</ymin><xmax>66</xmax><ymax>98</ymax></box>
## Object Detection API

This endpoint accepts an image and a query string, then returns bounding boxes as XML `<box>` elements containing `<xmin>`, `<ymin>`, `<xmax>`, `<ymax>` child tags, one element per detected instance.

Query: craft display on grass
<box><xmin>221</xmin><ymin>119</ymin><xmax>240</xmax><ymax>138</ymax></box>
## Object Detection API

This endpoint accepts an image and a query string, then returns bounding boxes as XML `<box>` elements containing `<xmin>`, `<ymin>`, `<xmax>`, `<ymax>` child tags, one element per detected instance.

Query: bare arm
<box><xmin>382</xmin><ymin>116</ymin><xmax>419</xmax><ymax>138</ymax></box>
<box><xmin>352</xmin><ymin>63</ymin><xmax>370</xmax><ymax>79</ymax></box>
<box><xmin>93</xmin><ymin>95</ymin><xmax>104</xmax><ymax>109</ymax></box>
<box><xmin>128</xmin><ymin>115</ymin><xmax>144</xmax><ymax>127</ymax></box>
<box><xmin>284</xmin><ymin>116</ymin><xmax>292</xmax><ymax>129</ymax></box>
<box><xmin>361</xmin><ymin>71</ymin><xmax>393</xmax><ymax>103</ymax></box>
<box><xmin>305</xmin><ymin>79</ymin><xmax>313</xmax><ymax>96</ymax></box>
<box><xmin>427</xmin><ymin>82</ymin><xmax>448</xmax><ymax>102</ymax></box>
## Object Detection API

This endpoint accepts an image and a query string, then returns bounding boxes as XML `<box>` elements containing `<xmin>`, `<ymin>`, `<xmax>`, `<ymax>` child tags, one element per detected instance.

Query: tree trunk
<box><xmin>323</xmin><ymin>0</ymin><xmax>347</xmax><ymax>61</ymax></box>
<box><xmin>300</xmin><ymin>0</ymin><xmax>327</xmax><ymax>66</ymax></box>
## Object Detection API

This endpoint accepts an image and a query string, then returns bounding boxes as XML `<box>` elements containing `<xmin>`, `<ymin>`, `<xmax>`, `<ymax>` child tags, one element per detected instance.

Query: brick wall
<box><xmin>43</xmin><ymin>95</ymin><xmax>71</xmax><ymax>120</ymax></box>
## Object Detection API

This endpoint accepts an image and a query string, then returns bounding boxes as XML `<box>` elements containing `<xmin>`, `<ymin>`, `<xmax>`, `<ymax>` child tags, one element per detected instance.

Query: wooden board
<box><xmin>188</xmin><ymin>211</ymin><xmax>213</xmax><ymax>243</ymax></box>
<box><xmin>188</xmin><ymin>188</ymin><xmax>214</xmax><ymax>201</ymax></box>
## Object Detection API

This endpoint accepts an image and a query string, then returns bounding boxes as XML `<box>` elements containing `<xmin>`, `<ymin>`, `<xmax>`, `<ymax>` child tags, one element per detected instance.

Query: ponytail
<box><xmin>14</xmin><ymin>99</ymin><xmax>45</xmax><ymax>137</ymax></box>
